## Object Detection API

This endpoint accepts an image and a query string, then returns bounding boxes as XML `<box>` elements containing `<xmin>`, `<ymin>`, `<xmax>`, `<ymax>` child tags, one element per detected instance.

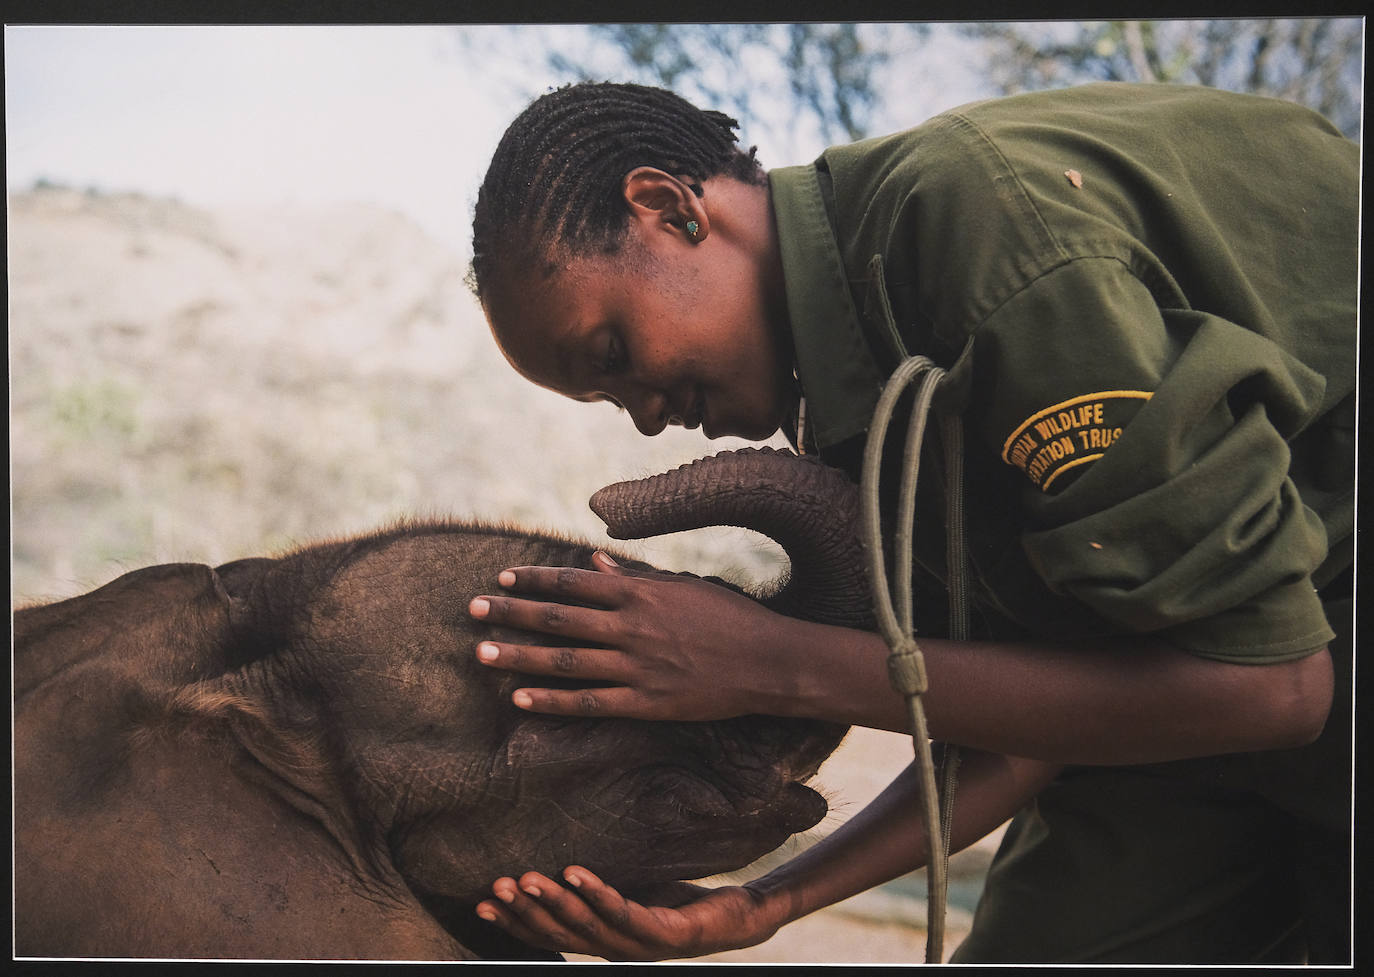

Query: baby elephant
<box><xmin>14</xmin><ymin>448</ymin><xmax>871</xmax><ymax>961</ymax></box>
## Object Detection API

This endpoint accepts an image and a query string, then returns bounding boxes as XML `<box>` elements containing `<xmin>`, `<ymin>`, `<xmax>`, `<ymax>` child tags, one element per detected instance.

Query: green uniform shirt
<box><xmin>769</xmin><ymin>82</ymin><xmax>1357</xmax><ymax>664</ymax></box>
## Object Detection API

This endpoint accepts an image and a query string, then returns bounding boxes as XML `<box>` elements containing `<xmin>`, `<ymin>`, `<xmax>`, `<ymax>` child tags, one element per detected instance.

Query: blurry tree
<box><xmin>959</xmin><ymin>19</ymin><xmax>1363</xmax><ymax>140</ymax></box>
<box><xmin>464</xmin><ymin>19</ymin><xmax>1361</xmax><ymax>145</ymax></box>
<box><xmin>460</xmin><ymin>22</ymin><xmax>910</xmax><ymax>154</ymax></box>
<box><xmin>552</xmin><ymin>23</ymin><xmax>894</xmax><ymax>144</ymax></box>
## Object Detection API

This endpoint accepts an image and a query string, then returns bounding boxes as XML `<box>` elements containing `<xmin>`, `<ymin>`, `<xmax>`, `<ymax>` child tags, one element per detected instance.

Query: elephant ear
<box><xmin>215</xmin><ymin>557</ymin><xmax>280</xmax><ymax>598</ymax></box>
<box><xmin>14</xmin><ymin>563</ymin><xmax>236</xmax><ymax>697</ymax></box>
<box><xmin>589</xmin><ymin>446</ymin><xmax>873</xmax><ymax>630</ymax></box>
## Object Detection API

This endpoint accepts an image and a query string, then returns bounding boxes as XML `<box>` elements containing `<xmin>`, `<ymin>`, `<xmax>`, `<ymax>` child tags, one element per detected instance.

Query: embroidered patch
<box><xmin>1002</xmin><ymin>391</ymin><xmax>1152</xmax><ymax>491</ymax></box>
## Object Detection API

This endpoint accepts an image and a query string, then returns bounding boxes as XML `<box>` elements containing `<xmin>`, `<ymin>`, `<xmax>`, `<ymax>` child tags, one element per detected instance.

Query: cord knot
<box><xmin>886</xmin><ymin>638</ymin><xmax>928</xmax><ymax>696</ymax></box>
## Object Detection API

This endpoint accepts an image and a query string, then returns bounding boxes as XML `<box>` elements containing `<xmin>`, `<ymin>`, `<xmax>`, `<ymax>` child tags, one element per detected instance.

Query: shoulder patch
<box><xmin>1002</xmin><ymin>391</ymin><xmax>1152</xmax><ymax>491</ymax></box>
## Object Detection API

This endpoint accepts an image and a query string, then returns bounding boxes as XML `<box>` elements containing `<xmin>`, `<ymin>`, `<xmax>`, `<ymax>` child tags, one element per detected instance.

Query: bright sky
<box><xmin>3</xmin><ymin>24</ymin><xmax>988</xmax><ymax>258</ymax></box>
<box><xmin>3</xmin><ymin>25</ymin><xmax>549</xmax><ymax>255</ymax></box>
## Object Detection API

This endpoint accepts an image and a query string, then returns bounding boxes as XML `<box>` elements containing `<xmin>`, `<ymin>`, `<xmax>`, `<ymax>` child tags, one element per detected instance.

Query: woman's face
<box><xmin>484</xmin><ymin>212</ymin><xmax>794</xmax><ymax>442</ymax></box>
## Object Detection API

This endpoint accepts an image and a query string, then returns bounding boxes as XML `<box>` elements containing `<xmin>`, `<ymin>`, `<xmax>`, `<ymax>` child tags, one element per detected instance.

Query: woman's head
<box><xmin>471</xmin><ymin>82</ymin><xmax>795</xmax><ymax>441</ymax></box>
<box><xmin>470</xmin><ymin>82</ymin><xmax>763</xmax><ymax>292</ymax></box>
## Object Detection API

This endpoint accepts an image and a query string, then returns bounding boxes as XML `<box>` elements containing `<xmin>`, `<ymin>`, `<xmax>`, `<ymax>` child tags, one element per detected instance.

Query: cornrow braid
<box><xmin>469</xmin><ymin>81</ymin><xmax>764</xmax><ymax>300</ymax></box>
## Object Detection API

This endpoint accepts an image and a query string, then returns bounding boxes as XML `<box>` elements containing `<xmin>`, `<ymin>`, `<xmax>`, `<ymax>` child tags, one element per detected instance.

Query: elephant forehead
<box><xmin>323</xmin><ymin>527</ymin><xmax>590</xmax><ymax>607</ymax></box>
<box><xmin>294</xmin><ymin>530</ymin><xmax>589</xmax><ymax>660</ymax></box>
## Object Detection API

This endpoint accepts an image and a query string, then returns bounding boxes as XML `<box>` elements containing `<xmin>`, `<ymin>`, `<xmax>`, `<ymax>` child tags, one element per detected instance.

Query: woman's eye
<box><xmin>604</xmin><ymin>336</ymin><xmax>623</xmax><ymax>374</ymax></box>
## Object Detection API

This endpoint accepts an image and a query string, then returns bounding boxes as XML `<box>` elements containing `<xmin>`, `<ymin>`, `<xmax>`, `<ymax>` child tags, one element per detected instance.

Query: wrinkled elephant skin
<box><xmin>14</xmin><ymin>448</ymin><xmax>870</xmax><ymax>960</ymax></box>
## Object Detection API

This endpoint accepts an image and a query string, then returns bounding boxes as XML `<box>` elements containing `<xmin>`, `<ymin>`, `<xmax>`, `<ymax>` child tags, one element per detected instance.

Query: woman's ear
<box><xmin>623</xmin><ymin>167</ymin><xmax>708</xmax><ymax>243</ymax></box>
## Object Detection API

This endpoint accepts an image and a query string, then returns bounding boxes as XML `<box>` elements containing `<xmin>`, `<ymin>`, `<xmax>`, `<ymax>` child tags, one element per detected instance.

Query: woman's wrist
<box><xmin>742</xmin><ymin>610</ymin><xmax>818</xmax><ymax>719</ymax></box>
<box><xmin>740</xmin><ymin>865</ymin><xmax>811</xmax><ymax>933</ymax></box>
<box><xmin>763</xmin><ymin>614</ymin><xmax>910</xmax><ymax>731</ymax></box>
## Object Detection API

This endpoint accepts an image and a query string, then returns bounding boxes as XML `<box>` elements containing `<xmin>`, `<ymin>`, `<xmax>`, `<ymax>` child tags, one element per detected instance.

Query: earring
<box><xmin>685</xmin><ymin>219</ymin><xmax>700</xmax><ymax>241</ymax></box>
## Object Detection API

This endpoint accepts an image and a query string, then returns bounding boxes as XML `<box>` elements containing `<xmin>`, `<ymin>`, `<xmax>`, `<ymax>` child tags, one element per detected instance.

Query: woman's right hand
<box><xmin>474</xmin><ymin>867</ymin><xmax>783</xmax><ymax>961</ymax></box>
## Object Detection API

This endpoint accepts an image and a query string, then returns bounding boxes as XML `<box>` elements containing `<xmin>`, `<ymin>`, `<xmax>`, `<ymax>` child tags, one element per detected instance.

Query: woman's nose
<box><xmin>627</xmin><ymin>390</ymin><xmax>668</xmax><ymax>437</ymax></box>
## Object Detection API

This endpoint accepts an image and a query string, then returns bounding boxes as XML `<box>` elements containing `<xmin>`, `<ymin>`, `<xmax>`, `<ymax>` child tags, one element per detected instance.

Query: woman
<box><xmin>462</xmin><ymin>81</ymin><xmax>1355</xmax><ymax>963</ymax></box>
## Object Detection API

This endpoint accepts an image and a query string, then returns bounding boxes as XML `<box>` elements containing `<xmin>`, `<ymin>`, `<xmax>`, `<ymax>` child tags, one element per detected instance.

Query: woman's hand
<box><xmin>468</xmin><ymin>550</ymin><xmax>803</xmax><ymax>721</ymax></box>
<box><xmin>474</xmin><ymin>867</ymin><xmax>783</xmax><ymax>961</ymax></box>
<box><xmin>473</xmin><ymin>754</ymin><xmax>1065</xmax><ymax>961</ymax></box>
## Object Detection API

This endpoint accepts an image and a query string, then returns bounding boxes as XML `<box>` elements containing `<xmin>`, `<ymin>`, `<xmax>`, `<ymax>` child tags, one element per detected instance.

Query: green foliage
<box><xmin>504</xmin><ymin>19</ymin><xmax>1361</xmax><ymax>145</ymax></box>
<box><xmin>960</xmin><ymin>19</ymin><xmax>1363</xmax><ymax>140</ymax></box>
<box><xmin>780</xmin><ymin>24</ymin><xmax>886</xmax><ymax>143</ymax></box>
<box><xmin>539</xmin><ymin>23</ymin><xmax>901</xmax><ymax>148</ymax></box>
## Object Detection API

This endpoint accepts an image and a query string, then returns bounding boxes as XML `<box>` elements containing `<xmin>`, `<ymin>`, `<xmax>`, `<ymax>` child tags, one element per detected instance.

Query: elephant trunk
<box><xmin>589</xmin><ymin>447</ymin><xmax>873</xmax><ymax>631</ymax></box>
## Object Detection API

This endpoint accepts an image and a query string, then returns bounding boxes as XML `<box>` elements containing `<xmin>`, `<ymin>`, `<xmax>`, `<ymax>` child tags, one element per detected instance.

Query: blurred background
<box><xmin>7</xmin><ymin>18</ymin><xmax>1363</xmax><ymax>963</ymax></box>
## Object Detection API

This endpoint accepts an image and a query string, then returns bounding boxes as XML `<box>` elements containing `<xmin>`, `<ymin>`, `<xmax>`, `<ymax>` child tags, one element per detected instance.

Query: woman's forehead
<box><xmin>486</xmin><ymin>280</ymin><xmax>593</xmax><ymax>391</ymax></box>
<box><xmin>484</xmin><ymin>240</ymin><xmax>661</xmax><ymax>384</ymax></box>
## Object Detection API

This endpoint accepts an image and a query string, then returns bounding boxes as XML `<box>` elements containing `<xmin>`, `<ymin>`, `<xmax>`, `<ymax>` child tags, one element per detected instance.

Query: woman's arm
<box><xmin>475</xmin><ymin>750</ymin><xmax>1061</xmax><ymax>960</ymax></box>
<box><xmin>748</xmin><ymin>750</ymin><xmax>1059</xmax><ymax>920</ymax></box>
<box><xmin>470</xmin><ymin>554</ymin><xmax>1333</xmax><ymax>765</ymax></box>
<box><xmin>778</xmin><ymin>614</ymin><xmax>1333</xmax><ymax>764</ymax></box>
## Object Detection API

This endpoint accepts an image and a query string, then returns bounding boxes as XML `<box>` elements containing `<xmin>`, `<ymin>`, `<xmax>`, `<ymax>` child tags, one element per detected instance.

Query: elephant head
<box><xmin>15</xmin><ymin>447</ymin><xmax>870</xmax><ymax>960</ymax></box>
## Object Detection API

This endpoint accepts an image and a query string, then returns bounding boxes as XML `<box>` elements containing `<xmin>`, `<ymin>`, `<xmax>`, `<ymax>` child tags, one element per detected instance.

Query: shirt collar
<box><xmin>768</xmin><ymin>162</ymin><xmax>886</xmax><ymax>452</ymax></box>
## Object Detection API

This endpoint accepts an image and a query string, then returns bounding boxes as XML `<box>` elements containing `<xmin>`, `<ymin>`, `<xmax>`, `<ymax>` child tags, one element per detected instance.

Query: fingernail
<box><xmin>597</xmin><ymin>551</ymin><xmax>618</xmax><ymax>567</ymax></box>
<box><xmin>513</xmin><ymin>691</ymin><xmax>533</xmax><ymax>709</ymax></box>
<box><xmin>469</xmin><ymin>597</ymin><xmax>490</xmax><ymax>618</ymax></box>
<box><xmin>498</xmin><ymin>569</ymin><xmax>516</xmax><ymax>587</ymax></box>
<box><xmin>477</xmin><ymin>906</ymin><xmax>497</xmax><ymax>921</ymax></box>
<box><xmin>496</xmin><ymin>887</ymin><xmax>515</xmax><ymax>904</ymax></box>
<box><xmin>477</xmin><ymin>642</ymin><xmax>499</xmax><ymax>663</ymax></box>
<box><xmin>564</xmin><ymin>870</ymin><xmax>582</xmax><ymax>888</ymax></box>
<box><xmin>523</xmin><ymin>884</ymin><xmax>542</xmax><ymax>898</ymax></box>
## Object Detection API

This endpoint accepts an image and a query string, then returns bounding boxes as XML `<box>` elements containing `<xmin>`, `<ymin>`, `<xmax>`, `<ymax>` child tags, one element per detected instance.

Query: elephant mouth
<box><xmin>775</xmin><ymin>780</ymin><xmax>829</xmax><ymax>833</ymax></box>
<box><xmin>635</xmin><ymin>766</ymin><xmax>828</xmax><ymax>836</ymax></box>
<box><xmin>617</xmin><ymin>776</ymin><xmax>826</xmax><ymax>883</ymax></box>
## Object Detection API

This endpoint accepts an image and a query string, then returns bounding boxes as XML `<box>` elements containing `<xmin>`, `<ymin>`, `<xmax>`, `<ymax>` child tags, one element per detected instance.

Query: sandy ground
<box><xmin>9</xmin><ymin>186</ymin><xmax>1001</xmax><ymax>964</ymax></box>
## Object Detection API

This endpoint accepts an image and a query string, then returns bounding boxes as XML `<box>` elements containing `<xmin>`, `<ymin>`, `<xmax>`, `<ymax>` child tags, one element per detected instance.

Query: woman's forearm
<box><xmin>770</xmin><ymin>616</ymin><xmax>1332</xmax><ymax>764</ymax></box>
<box><xmin>468</xmin><ymin>561</ymin><xmax>1331</xmax><ymax>764</ymax></box>
<box><xmin>749</xmin><ymin>750</ymin><xmax>1060</xmax><ymax>926</ymax></box>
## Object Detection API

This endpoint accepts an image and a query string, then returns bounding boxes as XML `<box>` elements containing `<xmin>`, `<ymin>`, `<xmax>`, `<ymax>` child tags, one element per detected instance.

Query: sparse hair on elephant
<box><xmin>14</xmin><ymin>447</ymin><xmax>871</xmax><ymax>960</ymax></box>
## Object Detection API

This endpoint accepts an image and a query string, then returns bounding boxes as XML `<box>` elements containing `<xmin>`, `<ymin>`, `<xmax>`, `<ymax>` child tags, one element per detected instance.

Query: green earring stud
<box><xmin>685</xmin><ymin>219</ymin><xmax>700</xmax><ymax>240</ymax></box>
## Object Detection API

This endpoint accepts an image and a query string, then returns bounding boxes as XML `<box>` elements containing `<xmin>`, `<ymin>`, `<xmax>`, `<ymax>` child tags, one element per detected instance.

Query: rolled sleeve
<box><xmin>971</xmin><ymin>257</ymin><xmax>1334</xmax><ymax>662</ymax></box>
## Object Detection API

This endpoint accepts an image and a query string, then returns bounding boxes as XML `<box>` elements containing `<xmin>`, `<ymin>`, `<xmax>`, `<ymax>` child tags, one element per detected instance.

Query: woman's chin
<box><xmin>708</xmin><ymin>422</ymin><xmax>779</xmax><ymax>442</ymax></box>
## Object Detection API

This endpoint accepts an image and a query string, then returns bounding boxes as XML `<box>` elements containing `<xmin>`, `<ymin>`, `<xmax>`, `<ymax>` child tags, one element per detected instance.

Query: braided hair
<box><xmin>469</xmin><ymin>81</ymin><xmax>764</xmax><ymax>300</ymax></box>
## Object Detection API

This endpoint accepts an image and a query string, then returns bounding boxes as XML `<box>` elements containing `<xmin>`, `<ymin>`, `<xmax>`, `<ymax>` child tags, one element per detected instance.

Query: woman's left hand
<box><xmin>475</xmin><ymin>868</ymin><xmax>783</xmax><ymax>961</ymax></box>
<box><xmin>468</xmin><ymin>550</ymin><xmax>798</xmax><ymax>721</ymax></box>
